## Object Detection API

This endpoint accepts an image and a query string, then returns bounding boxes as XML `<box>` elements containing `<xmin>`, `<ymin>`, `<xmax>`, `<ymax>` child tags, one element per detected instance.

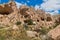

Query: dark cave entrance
<box><xmin>0</xmin><ymin>5</ymin><xmax>13</xmax><ymax>15</ymax></box>
<box><xmin>46</xmin><ymin>17</ymin><xmax>52</xmax><ymax>21</ymax></box>
<box><xmin>0</xmin><ymin>12</ymin><xmax>11</xmax><ymax>15</ymax></box>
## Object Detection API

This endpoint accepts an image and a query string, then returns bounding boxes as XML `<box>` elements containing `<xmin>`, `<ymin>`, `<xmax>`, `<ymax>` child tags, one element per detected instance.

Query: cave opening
<box><xmin>0</xmin><ymin>12</ymin><xmax>11</xmax><ymax>15</ymax></box>
<box><xmin>41</xmin><ymin>17</ymin><xmax>45</xmax><ymax>21</ymax></box>
<box><xmin>46</xmin><ymin>17</ymin><xmax>52</xmax><ymax>21</ymax></box>
<box><xmin>0</xmin><ymin>5</ymin><xmax>13</xmax><ymax>15</ymax></box>
<box><xmin>37</xmin><ymin>19</ymin><xmax>39</xmax><ymax>22</ymax></box>
<box><xmin>20</xmin><ymin>8</ymin><xmax>29</xmax><ymax>15</ymax></box>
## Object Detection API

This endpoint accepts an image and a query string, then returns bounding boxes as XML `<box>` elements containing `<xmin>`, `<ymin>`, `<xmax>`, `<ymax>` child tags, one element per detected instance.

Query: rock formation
<box><xmin>0</xmin><ymin>1</ymin><xmax>55</xmax><ymax>28</ymax></box>
<box><xmin>48</xmin><ymin>25</ymin><xmax>60</xmax><ymax>40</ymax></box>
<box><xmin>0</xmin><ymin>1</ymin><xmax>60</xmax><ymax>40</ymax></box>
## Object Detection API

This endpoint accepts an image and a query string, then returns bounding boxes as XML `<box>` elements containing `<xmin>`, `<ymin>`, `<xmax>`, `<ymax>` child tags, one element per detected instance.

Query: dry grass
<box><xmin>0</xmin><ymin>24</ymin><xmax>41</xmax><ymax>40</ymax></box>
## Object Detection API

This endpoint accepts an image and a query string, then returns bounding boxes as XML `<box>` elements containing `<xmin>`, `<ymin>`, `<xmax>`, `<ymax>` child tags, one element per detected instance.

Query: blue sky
<box><xmin>0</xmin><ymin>0</ymin><xmax>60</xmax><ymax>15</ymax></box>
<box><xmin>0</xmin><ymin>0</ymin><xmax>43</xmax><ymax>6</ymax></box>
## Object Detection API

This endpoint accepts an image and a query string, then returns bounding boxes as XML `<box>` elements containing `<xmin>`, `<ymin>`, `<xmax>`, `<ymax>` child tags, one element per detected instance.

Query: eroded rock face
<box><xmin>26</xmin><ymin>31</ymin><xmax>38</xmax><ymax>38</ymax></box>
<box><xmin>48</xmin><ymin>25</ymin><xmax>60</xmax><ymax>40</ymax></box>
<box><xmin>0</xmin><ymin>2</ymin><xmax>18</xmax><ymax>25</ymax></box>
<box><xmin>0</xmin><ymin>5</ymin><xmax>13</xmax><ymax>15</ymax></box>
<box><xmin>1</xmin><ymin>2</ymin><xmax>60</xmax><ymax>40</ymax></box>
<box><xmin>0</xmin><ymin>1</ymin><xmax>55</xmax><ymax>29</ymax></box>
<box><xmin>19</xmin><ymin>5</ymin><xmax>55</xmax><ymax>28</ymax></box>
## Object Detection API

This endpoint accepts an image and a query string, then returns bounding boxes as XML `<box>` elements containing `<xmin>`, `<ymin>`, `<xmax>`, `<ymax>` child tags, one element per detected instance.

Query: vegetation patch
<box><xmin>15</xmin><ymin>21</ymin><xmax>21</xmax><ymax>25</ymax></box>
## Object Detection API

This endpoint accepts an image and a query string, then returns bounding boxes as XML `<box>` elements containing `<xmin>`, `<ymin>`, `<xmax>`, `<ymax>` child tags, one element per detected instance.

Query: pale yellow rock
<box><xmin>12</xmin><ymin>25</ymin><xmax>19</xmax><ymax>30</ymax></box>
<box><xmin>26</xmin><ymin>31</ymin><xmax>38</xmax><ymax>38</ymax></box>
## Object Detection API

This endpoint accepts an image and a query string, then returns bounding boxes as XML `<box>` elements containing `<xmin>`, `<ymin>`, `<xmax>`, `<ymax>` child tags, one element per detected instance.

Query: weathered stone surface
<box><xmin>0</xmin><ymin>1</ymin><xmax>57</xmax><ymax>29</ymax></box>
<box><xmin>48</xmin><ymin>25</ymin><xmax>60</xmax><ymax>40</ymax></box>
<box><xmin>0</xmin><ymin>1</ymin><xmax>60</xmax><ymax>40</ymax></box>
<box><xmin>26</xmin><ymin>31</ymin><xmax>38</xmax><ymax>38</ymax></box>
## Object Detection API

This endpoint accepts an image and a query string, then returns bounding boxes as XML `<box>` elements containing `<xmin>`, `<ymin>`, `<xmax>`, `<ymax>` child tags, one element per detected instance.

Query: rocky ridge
<box><xmin>0</xmin><ymin>1</ymin><xmax>60</xmax><ymax>40</ymax></box>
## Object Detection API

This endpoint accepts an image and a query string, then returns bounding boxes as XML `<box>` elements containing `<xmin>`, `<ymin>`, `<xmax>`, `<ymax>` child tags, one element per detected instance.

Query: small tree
<box><xmin>40</xmin><ymin>27</ymin><xmax>49</xmax><ymax>35</ymax></box>
<box><xmin>15</xmin><ymin>21</ymin><xmax>21</xmax><ymax>25</ymax></box>
<box><xmin>24</xmin><ymin>19</ymin><xmax>34</xmax><ymax>25</ymax></box>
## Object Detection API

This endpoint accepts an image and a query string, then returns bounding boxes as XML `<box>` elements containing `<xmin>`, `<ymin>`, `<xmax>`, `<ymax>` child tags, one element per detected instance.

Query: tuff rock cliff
<box><xmin>0</xmin><ymin>1</ymin><xmax>60</xmax><ymax>40</ymax></box>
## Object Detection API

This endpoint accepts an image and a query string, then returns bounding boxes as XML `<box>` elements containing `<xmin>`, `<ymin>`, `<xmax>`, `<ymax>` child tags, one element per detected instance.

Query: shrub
<box><xmin>15</xmin><ymin>21</ymin><xmax>21</xmax><ymax>25</ymax></box>
<box><xmin>23</xmin><ymin>24</ymin><xmax>28</xmax><ymax>30</ymax></box>
<box><xmin>24</xmin><ymin>19</ymin><xmax>34</xmax><ymax>25</ymax></box>
<box><xmin>53</xmin><ymin>20</ymin><xmax>60</xmax><ymax>28</ymax></box>
<box><xmin>40</xmin><ymin>27</ymin><xmax>49</xmax><ymax>35</ymax></box>
<box><xmin>27</xmin><ymin>19</ymin><xmax>33</xmax><ymax>25</ymax></box>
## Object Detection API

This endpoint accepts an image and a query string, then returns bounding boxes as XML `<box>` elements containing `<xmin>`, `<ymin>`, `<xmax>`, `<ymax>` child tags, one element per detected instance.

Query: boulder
<box><xmin>26</xmin><ymin>31</ymin><xmax>38</xmax><ymax>38</ymax></box>
<box><xmin>48</xmin><ymin>25</ymin><xmax>60</xmax><ymax>40</ymax></box>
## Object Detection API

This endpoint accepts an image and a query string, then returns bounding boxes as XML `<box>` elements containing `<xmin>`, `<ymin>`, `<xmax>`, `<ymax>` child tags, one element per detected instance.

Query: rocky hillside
<box><xmin>0</xmin><ymin>1</ymin><xmax>60</xmax><ymax>40</ymax></box>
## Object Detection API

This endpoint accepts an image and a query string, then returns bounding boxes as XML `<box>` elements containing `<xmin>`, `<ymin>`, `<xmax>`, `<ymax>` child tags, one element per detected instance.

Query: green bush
<box><xmin>40</xmin><ymin>27</ymin><xmax>49</xmax><ymax>35</ymax></box>
<box><xmin>53</xmin><ymin>20</ymin><xmax>60</xmax><ymax>28</ymax></box>
<box><xmin>23</xmin><ymin>24</ymin><xmax>28</xmax><ymax>30</ymax></box>
<box><xmin>27</xmin><ymin>19</ymin><xmax>33</xmax><ymax>25</ymax></box>
<box><xmin>24</xmin><ymin>19</ymin><xmax>34</xmax><ymax>25</ymax></box>
<box><xmin>15</xmin><ymin>21</ymin><xmax>21</xmax><ymax>25</ymax></box>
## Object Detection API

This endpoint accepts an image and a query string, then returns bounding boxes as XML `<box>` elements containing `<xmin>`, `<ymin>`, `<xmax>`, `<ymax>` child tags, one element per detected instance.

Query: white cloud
<box><xmin>15</xmin><ymin>2</ymin><xmax>27</xmax><ymax>8</ymax></box>
<box><xmin>35</xmin><ymin>5</ymin><xmax>40</xmax><ymax>10</ymax></box>
<box><xmin>14</xmin><ymin>0</ymin><xmax>60</xmax><ymax>15</ymax></box>
<box><xmin>15</xmin><ymin>2</ymin><xmax>23</xmax><ymax>8</ymax></box>
<box><xmin>41</xmin><ymin>0</ymin><xmax>60</xmax><ymax>11</ymax></box>
<box><xmin>43</xmin><ymin>0</ymin><xmax>48</xmax><ymax>2</ymax></box>
<box><xmin>47</xmin><ymin>10</ymin><xmax>59</xmax><ymax>15</ymax></box>
<box><xmin>40</xmin><ymin>0</ymin><xmax>60</xmax><ymax>15</ymax></box>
